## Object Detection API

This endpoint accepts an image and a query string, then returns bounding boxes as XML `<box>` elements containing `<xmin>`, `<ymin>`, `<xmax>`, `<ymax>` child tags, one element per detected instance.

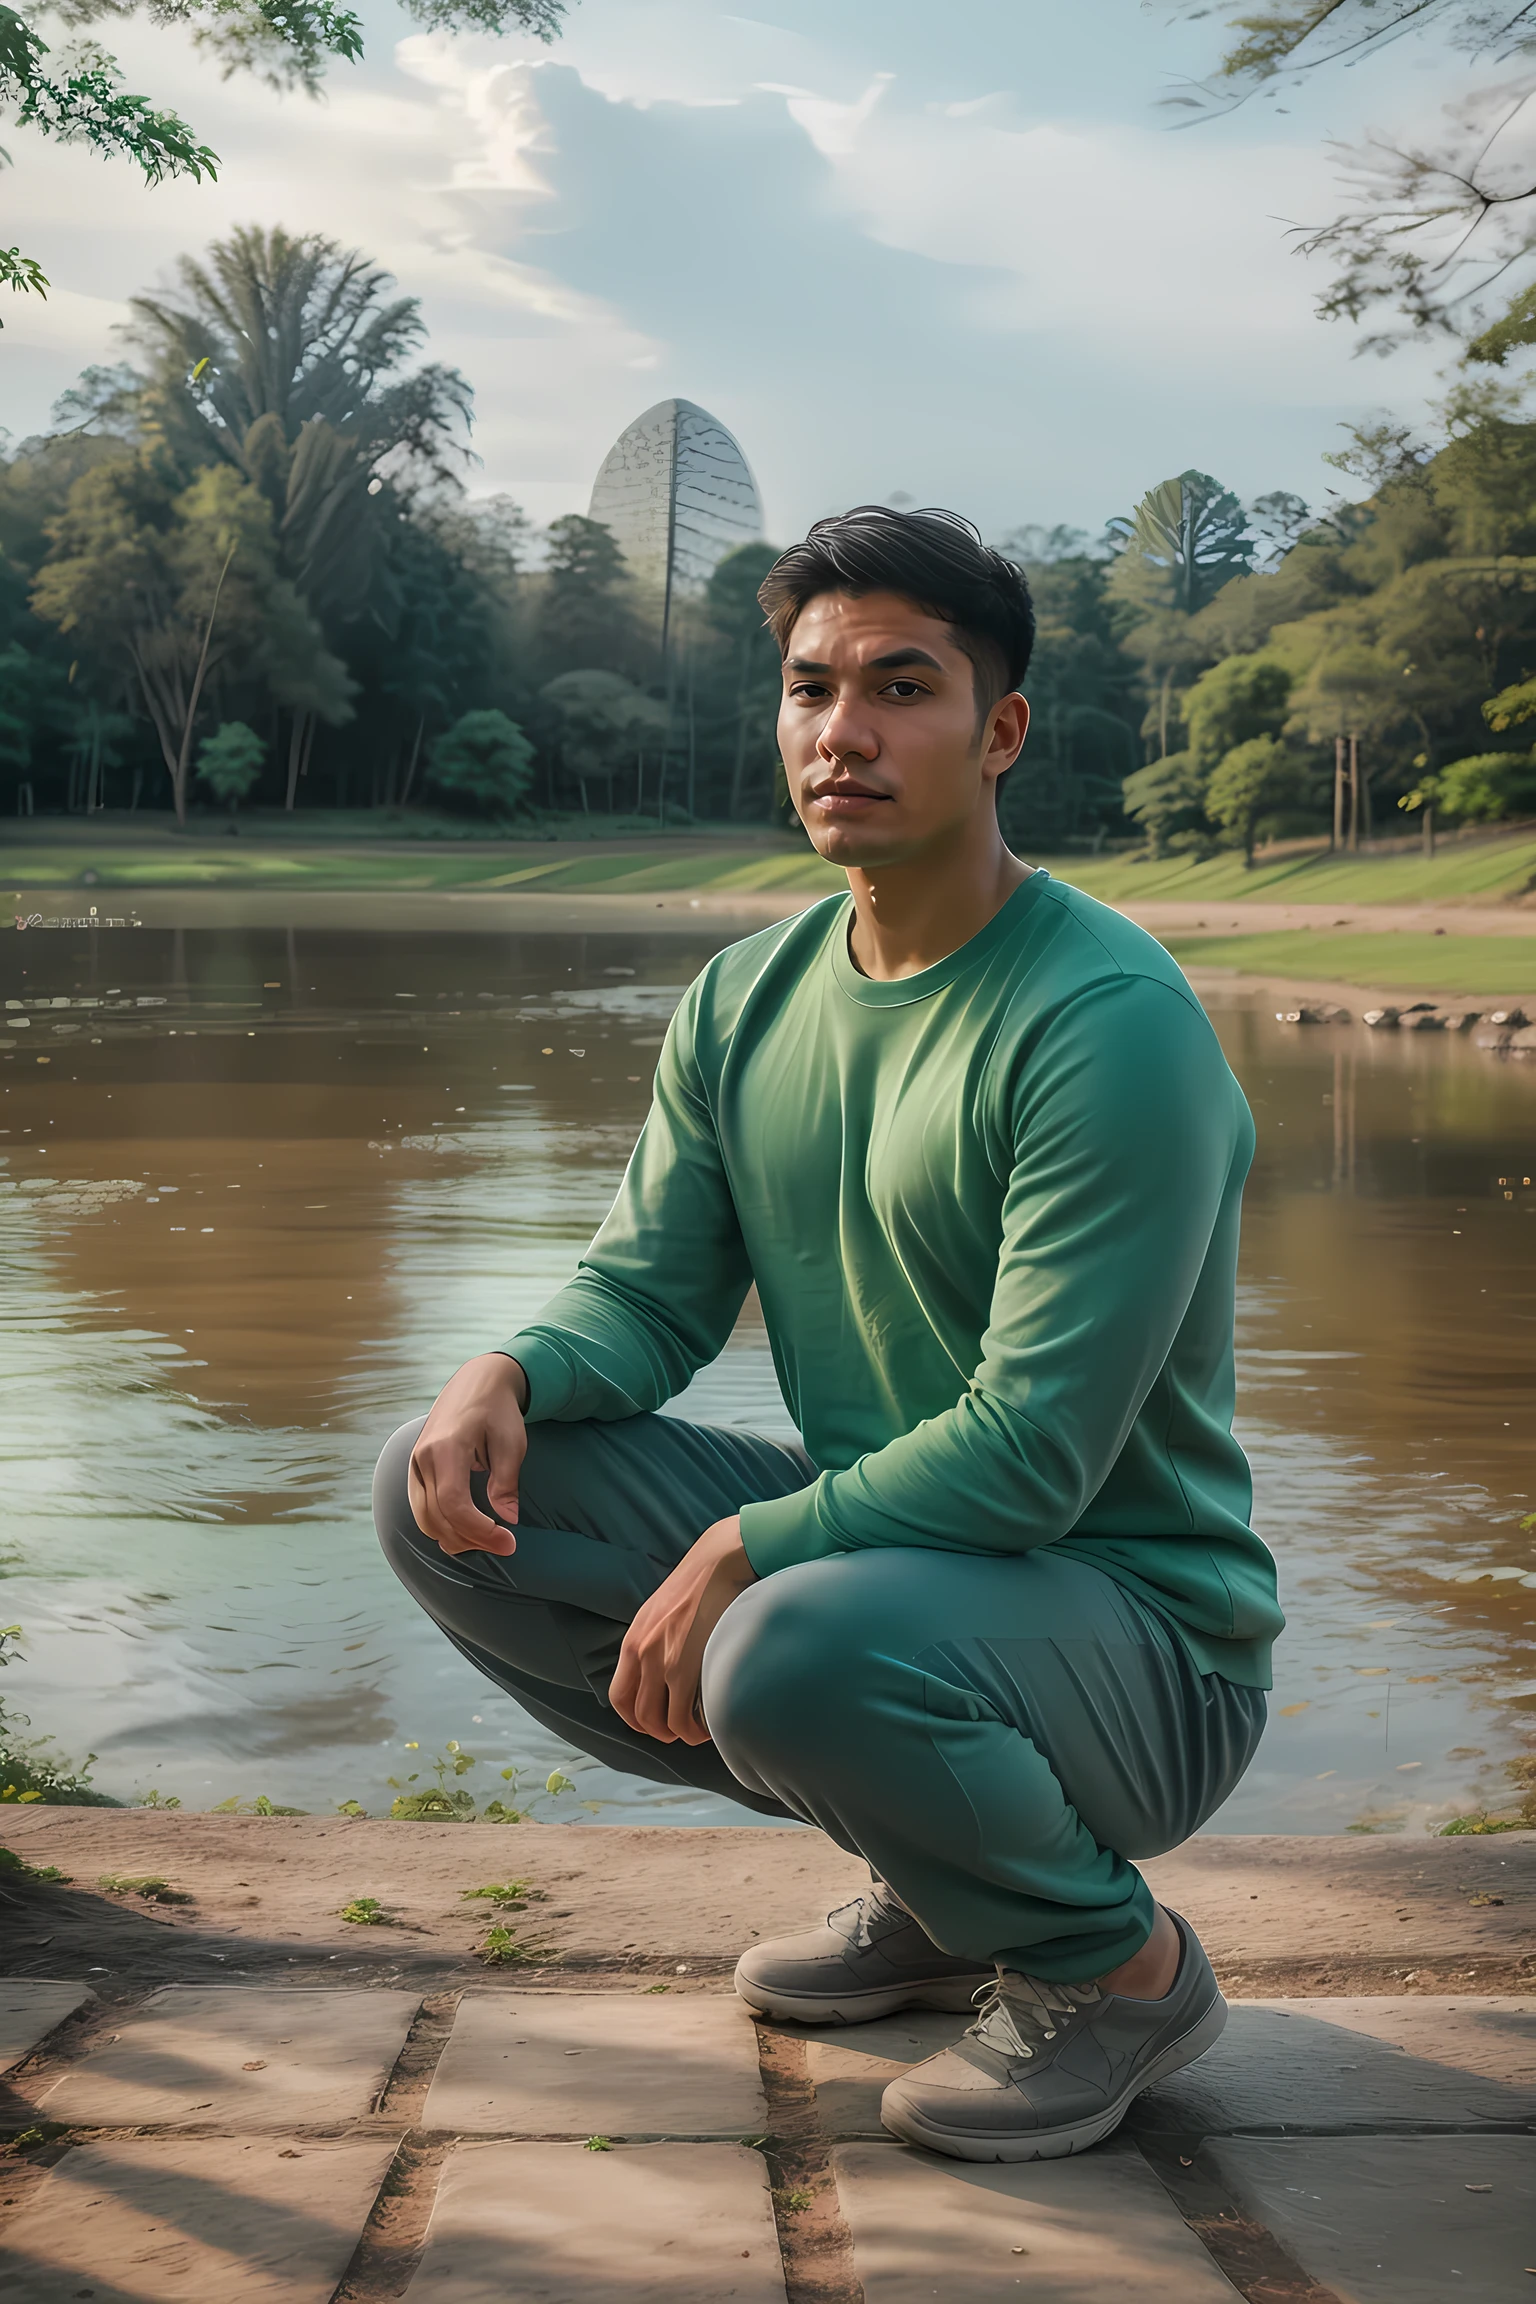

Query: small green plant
<box><xmin>460</xmin><ymin>1879</ymin><xmax>532</xmax><ymax>1906</ymax></box>
<box><xmin>477</xmin><ymin>1922</ymin><xmax>554</xmax><ymax>1968</ymax></box>
<box><xmin>0</xmin><ymin>1625</ymin><xmax>114</xmax><ymax>1807</ymax></box>
<box><xmin>388</xmin><ymin>1745</ymin><xmax>581</xmax><ymax>1824</ymax></box>
<box><xmin>134</xmin><ymin>1789</ymin><xmax>183</xmax><ymax>1810</ymax></box>
<box><xmin>98</xmin><ymin>1873</ymin><xmax>193</xmax><ymax>1903</ymax></box>
<box><xmin>644</xmin><ymin>1983</ymin><xmax>671</xmax><ymax>1994</ymax></box>
<box><xmin>1442</xmin><ymin>1755</ymin><xmax>1536</xmax><ymax>1836</ymax></box>
<box><xmin>584</xmin><ymin>2135</ymin><xmax>612</xmax><ymax>2152</ymax></box>
<box><xmin>210</xmin><ymin>1794</ymin><xmax>309</xmax><ymax>1816</ymax></box>
<box><xmin>0</xmin><ymin>1846</ymin><xmax>69</xmax><ymax>1881</ymax></box>
<box><xmin>339</xmin><ymin>1896</ymin><xmax>389</xmax><ymax>1925</ymax></box>
<box><xmin>335</xmin><ymin>1799</ymin><xmax>368</xmax><ymax>1818</ymax></box>
<box><xmin>3</xmin><ymin>2122</ymin><xmax>69</xmax><ymax>2154</ymax></box>
<box><xmin>773</xmin><ymin>2188</ymin><xmax>814</xmax><ymax>2214</ymax></box>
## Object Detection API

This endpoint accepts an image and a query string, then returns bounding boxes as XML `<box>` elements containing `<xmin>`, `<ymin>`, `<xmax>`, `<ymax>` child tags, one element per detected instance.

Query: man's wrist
<box><xmin>494</xmin><ymin>1352</ymin><xmax>530</xmax><ymax>1413</ymax></box>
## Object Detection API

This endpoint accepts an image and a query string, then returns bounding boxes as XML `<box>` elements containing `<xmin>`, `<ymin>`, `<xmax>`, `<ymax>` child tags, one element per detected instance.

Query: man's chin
<box><xmin>804</xmin><ymin>821</ymin><xmax>914</xmax><ymax>872</ymax></box>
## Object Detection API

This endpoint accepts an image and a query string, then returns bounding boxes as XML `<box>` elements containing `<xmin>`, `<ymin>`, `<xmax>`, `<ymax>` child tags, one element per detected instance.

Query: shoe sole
<box><xmin>879</xmin><ymin>1990</ymin><xmax>1228</xmax><ymax>2161</ymax></box>
<box><xmin>733</xmin><ymin>1971</ymin><xmax>993</xmax><ymax>2025</ymax></box>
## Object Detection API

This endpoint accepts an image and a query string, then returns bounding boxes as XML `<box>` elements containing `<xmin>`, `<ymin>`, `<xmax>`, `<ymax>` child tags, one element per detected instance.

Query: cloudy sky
<box><xmin>4</xmin><ymin>0</ymin><xmax>1477</xmax><ymax>540</ymax></box>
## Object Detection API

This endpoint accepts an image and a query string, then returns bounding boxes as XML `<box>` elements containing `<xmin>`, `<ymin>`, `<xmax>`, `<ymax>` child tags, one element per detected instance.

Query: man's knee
<box><xmin>372</xmin><ymin>1415</ymin><xmax>433</xmax><ymax>1591</ymax></box>
<box><xmin>703</xmin><ymin>1562</ymin><xmax>868</xmax><ymax>1774</ymax></box>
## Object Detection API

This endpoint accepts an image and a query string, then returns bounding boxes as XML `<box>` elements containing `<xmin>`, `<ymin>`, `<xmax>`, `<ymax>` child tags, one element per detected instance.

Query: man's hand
<box><xmin>408</xmin><ymin>1352</ymin><xmax>529</xmax><ymax>1558</ymax></box>
<box><xmin>610</xmin><ymin>1516</ymin><xmax>757</xmax><ymax>1746</ymax></box>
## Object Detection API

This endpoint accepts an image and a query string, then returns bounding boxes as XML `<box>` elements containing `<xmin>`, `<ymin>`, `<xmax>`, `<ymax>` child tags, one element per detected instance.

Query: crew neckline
<box><xmin>831</xmin><ymin>869</ymin><xmax>1051</xmax><ymax>1008</ymax></box>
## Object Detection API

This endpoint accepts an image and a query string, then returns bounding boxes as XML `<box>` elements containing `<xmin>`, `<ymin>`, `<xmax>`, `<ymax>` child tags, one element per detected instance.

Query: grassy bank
<box><xmin>1060</xmin><ymin>830</ymin><xmax>1536</xmax><ymax>908</ymax></box>
<box><xmin>1163</xmin><ymin>930</ymin><xmax>1536</xmax><ymax>997</ymax></box>
<box><xmin>3</xmin><ymin>818</ymin><xmax>1535</xmax><ymax>904</ymax></box>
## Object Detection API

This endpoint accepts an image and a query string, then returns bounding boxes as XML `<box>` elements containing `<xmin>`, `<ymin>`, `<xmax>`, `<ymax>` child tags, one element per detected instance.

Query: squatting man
<box><xmin>375</xmin><ymin>505</ymin><xmax>1281</xmax><ymax>2162</ymax></box>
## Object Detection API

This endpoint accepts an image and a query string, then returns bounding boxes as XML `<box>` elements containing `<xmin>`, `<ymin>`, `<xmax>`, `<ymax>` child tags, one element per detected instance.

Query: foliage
<box><xmin>209</xmin><ymin>1791</ymin><xmax>309</xmax><ymax>1814</ymax></box>
<box><xmin>31</xmin><ymin>451</ymin><xmax>351</xmax><ymax>821</ymax></box>
<box><xmin>339</xmin><ymin>1894</ymin><xmax>389</xmax><ymax>1924</ymax></box>
<box><xmin>197</xmin><ymin>718</ymin><xmax>264</xmax><ymax>810</ymax></box>
<box><xmin>386</xmin><ymin>1742</ymin><xmax>579</xmax><ymax>1823</ymax></box>
<box><xmin>538</xmin><ymin>514</ymin><xmax>641</xmax><ymax>678</ymax></box>
<box><xmin>539</xmin><ymin>670</ymin><xmax>668</xmax><ymax>812</ymax></box>
<box><xmin>477</xmin><ymin>1921</ymin><xmax>554</xmax><ymax>1966</ymax></box>
<box><xmin>0</xmin><ymin>1624</ymin><xmax>115</xmax><ymax>1805</ymax></box>
<box><xmin>428</xmin><ymin>708</ymin><xmax>535</xmax><ymax>814</ymax></box>
<box><xmin>1428</xmin><ymin>749</ymin><xmax>1536</xmax><ymax>820</ymax></box>
<box><xmin>0</xmin><ymin>0</ymin><xmax>217</xmax><ymax>317</ymax></box>
<box><xmin>1107</xmin><ymin>470</ymin><xmax>1254</xmax><ymax>619</ymax></box>
<box><xmin>98</xmin><ymin>1871</ymin><xmax>192</xmax><ymax>1901</ymax></box>
<box><xmin>0</xmin><ymin>0</ymin><xmax>565</xmax><ymax>312</ymax></box>
<box><xmin>1167</xmin><ymin>4</ymin><xmax>1536</xmax><ymax>340</ymax></box>
<box><xmin>1122</xmin><ymin>750</ymin><xmax>1209</xmax><ymax>857</ymax></box>
<box><xmin>0</xmin><ymin>1845</ymin><xmax>68</xmax><ymax>1880</ymax></box>
<box><xmin>460</xmin><ymin>1878</ymin><xmax>533</xmax><ymax>1903</ymax></box>
<box><xmin>1206</xmin><ymin>734</ymin><xmax>1301</xmax><ymax>863</ymax></box>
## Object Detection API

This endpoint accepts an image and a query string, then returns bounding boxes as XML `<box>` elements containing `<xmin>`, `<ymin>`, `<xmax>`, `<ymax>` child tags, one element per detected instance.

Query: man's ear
<box><xmin>982</xmin><ymin>693</ymin><xmax>1030</xmax><ymax>782</ymax></box>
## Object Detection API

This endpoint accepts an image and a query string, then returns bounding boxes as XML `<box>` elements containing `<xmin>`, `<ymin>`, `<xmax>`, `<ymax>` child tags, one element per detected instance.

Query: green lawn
<box><xmin>0</xmin><ymin>837</ymin><xmax>846</xmax><ymax>895</ymax></box>
<box><xmin>1055</xmin><ymin>833</ymin><xmax>1536</xmax><ymax>908</ymax></box>
<box><xmin>1161</xmin><ymin>930</ymin><xmax>1536</xmax><ymax>997</ymax></box>
<box><xmin>2</xmin><ymin>821</ymin><xmax>1535</xmax><ymax>906</ymax></box>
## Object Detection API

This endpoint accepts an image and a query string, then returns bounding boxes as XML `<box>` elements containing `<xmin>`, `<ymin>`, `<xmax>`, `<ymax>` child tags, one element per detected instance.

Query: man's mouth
<box><xmin>808</xmin><ymin>779</ymin><xmax>891</xmax><ymax>814</ymax></box>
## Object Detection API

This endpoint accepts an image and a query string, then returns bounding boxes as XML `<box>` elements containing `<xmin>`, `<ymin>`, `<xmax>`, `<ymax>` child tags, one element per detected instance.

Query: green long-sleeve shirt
<box><xmin>504</xmin><ymin>871</ymin><xmax>1282</xmax><ymax>1687</ymax></box>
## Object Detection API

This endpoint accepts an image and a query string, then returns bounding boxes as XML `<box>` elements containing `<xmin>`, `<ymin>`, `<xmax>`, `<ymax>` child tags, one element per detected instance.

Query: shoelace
<box><xmin>827</xmin><ymin>1887</ymin><xmax>908</xmax><ymax>1951</ymax></box>
<box><xmin>966</xmin><ymin>1971</ymin><xmax>1103</xmax><ymax>2061</ymax></box>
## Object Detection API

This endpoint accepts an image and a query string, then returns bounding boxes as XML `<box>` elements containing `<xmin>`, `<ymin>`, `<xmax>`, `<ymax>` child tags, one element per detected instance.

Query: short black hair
<box><xmin>757</xmin><ymin>506</ymin><xmax>1035</xmax><ymax>718</ymax></box>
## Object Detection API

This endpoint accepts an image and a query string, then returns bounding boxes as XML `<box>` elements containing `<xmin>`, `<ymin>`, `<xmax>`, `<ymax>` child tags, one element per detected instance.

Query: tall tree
<box><xmin>62</xmin><ymin>225</ymin><xmax>478</xmax><ymax>802</ymax></box>
<box><xmin>1107</xmin><ymin>470</ymin><xmax>1254</xmax><ymax>757</ymax></box>
<box><xmin>32</xmin><ymin>454</ymin><xmax>351</xmax><ymax>822</ymax></box>
<box><xmin>537</xmin><ymin>514</ymin><xmax>640</xmax><ymax>678</ymax></box>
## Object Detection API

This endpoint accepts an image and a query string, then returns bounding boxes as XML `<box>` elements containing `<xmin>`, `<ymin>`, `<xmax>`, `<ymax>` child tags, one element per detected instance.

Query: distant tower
<box><xmin>588</xmin><ymin>398</ymin><xmax>763</xmax><ymax>647</ymax></box>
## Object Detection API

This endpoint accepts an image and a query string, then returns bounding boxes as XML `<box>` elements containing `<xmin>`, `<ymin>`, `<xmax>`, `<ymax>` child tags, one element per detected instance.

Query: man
<box><xmin>375</xmin><ymin>505</ymin><xmax>1281</xmax><ymax>2164</ymax></box>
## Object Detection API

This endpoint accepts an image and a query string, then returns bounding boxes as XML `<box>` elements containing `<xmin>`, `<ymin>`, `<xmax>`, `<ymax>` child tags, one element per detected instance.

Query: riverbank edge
<box><xmin>3</xmin><ymin>1812</ymin><xmax>1533</xmax><ymax>1999</ymax></box>
<box><xmin>10</xmin><ymin>880</ymin><xmax>1535</xmax><ymax>1010</ymax></box>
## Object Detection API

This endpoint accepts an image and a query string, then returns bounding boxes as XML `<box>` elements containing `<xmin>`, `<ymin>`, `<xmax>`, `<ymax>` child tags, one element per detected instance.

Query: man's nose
<box><xmin>816</xmin><ymin>694</ymin><xmax>879</xmax><ymax>765</ymax></box>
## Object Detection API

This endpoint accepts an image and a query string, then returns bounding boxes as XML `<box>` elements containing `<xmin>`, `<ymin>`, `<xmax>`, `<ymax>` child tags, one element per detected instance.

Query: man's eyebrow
<box><xmin>785</xmin><ymin>648</ymin><xmax>946</xmax><ymax>674</ymax></box>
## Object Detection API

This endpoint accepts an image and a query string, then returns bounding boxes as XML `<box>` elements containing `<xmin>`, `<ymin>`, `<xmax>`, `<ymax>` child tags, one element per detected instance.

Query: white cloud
<box><xmin>0</xmin><ymin>0</ymin><xmax>1484</xmax><ymax>535</ymax></box>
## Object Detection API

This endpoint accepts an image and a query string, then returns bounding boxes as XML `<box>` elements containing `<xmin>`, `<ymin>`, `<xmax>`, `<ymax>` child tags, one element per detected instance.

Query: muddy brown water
<box><xmin>1</xmin><ymin>911</ymin><xmax>1533</xmax><ymax>1836</ymax></box>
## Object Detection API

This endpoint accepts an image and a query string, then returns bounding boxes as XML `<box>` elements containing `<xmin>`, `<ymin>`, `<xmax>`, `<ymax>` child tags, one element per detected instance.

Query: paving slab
<box><xmin>402</xmin><ymin>2140</ymin><xmax>785</xmax><ymax>2302</ymax></box>
<box><xmin>0</xmin><ymin>1981</ymin><xmax>93</xmax><ymax>2076</ymax></box>
<box><xmin>1133</xmin><ymin>1996</ymin><xmax>1536</xmax><ymax>2135</ymax></box>
<box><xmin>35</xmin><ymin>1986</ymin><xmax>420</xmax><ymax>2128</ymax></box>
<box><xmin>798</xmin><ymin>2012</ymin><xmax>968</xmax><ymax>2136</ymax></box>
<box><xmin>834</xmin><ymin>2139</ymin><xmax>1240</xmax><ymax>2301</ymax></box>
<box><xmin>1205</xmin><ymin>2134</ymin><xmax>1536</xmax><ymax>2303</ymax></box>
<box><xmin>0</xmin><ymin>2134</ymin><xmax>398</xmax><ymax>2303</ymax></box>
<box><xmin>421</xmin><ymin>1990</ymin><xmax>766</xmax><ymax>2137</ymax></box>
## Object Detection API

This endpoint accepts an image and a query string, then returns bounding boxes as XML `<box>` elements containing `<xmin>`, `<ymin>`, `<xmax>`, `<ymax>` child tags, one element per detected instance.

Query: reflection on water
<box><xmin>1</xmin><ymin>920</ymin><xmax>1533</xmax><ymax>1833</ymax></box>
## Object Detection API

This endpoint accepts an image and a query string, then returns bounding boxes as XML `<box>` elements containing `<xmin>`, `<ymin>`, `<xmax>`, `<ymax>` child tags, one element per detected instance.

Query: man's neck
<box><xmin>845</xmin><ymin>819</ymin><xmax>1033</xmax><ymax>983</ymax></box>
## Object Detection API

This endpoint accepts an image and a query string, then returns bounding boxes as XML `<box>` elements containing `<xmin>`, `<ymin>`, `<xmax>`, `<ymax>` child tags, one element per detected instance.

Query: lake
<box><xmin>2</xmin><ymin>902</ymin><xmax>1533</xmax><ymax>1835</ymax></box>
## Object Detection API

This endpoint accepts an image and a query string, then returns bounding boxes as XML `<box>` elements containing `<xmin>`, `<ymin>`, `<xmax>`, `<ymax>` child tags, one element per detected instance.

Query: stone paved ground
<box><xmin>1</xmin><ymin>1822</ymin><xmax>1533</xmax><ymax>2300</ymax></box>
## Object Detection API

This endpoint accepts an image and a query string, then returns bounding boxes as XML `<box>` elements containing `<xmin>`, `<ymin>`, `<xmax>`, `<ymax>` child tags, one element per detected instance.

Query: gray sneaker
<box><xmin>733</xmin><ymin>1882</ymin><xmax>994</xmax><ymax>2025</ymax></box>
<box><xmin>879</xmin><ymin>1908</ymin><xmax>1226</xmax><ymax>2160</ymax></box>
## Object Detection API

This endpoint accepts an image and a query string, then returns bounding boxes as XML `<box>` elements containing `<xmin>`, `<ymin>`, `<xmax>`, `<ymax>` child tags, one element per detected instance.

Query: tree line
<box><xmin>4</xmin><ymin>223</ymin><xmax>1536</xmax><ymax>854</ymax></box>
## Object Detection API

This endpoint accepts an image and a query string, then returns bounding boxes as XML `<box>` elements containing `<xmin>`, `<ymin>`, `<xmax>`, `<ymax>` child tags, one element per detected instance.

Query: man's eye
<box><xmin>883</xmin><ymin>680</ymin><xmax>927</xmax><ymax>699</ymax></box>
<box><xmin>789</xmin><ymin>682</ymin><xmax>829</xmax><ymax>701</ymax></box>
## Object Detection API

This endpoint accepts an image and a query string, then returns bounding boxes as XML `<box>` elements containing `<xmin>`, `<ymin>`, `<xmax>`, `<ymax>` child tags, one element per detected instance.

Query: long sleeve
<box><xmin>738</xmin><ymin>975</ymin><xmax>1250</xmax><ymax>1576</ymax></box>
<box><xmin>501</xmin><ymin>982</ymin><xmax>754</xmax><ymax>1421</ymax></box>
